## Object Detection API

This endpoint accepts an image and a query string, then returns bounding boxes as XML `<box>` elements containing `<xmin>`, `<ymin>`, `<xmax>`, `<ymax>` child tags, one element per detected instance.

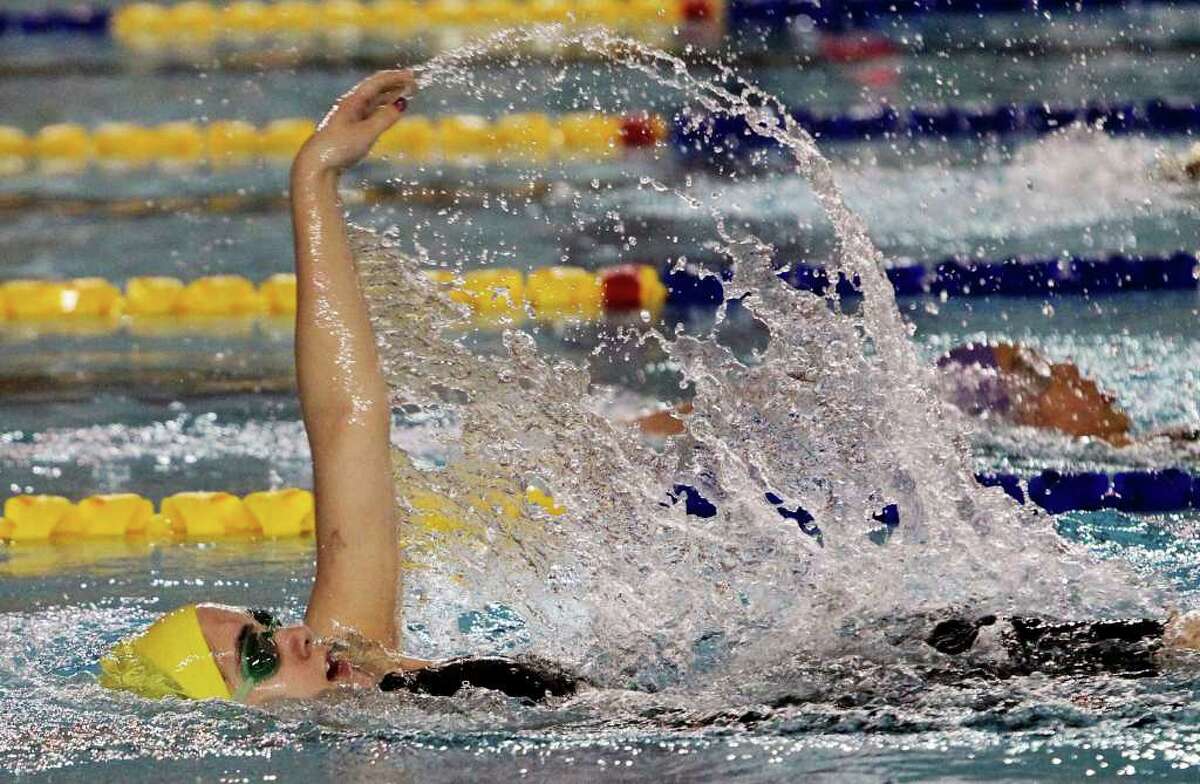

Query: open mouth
<box><xmin>324</xmin><ymin>648</ymin><xmax>343</xmax><ymax>677</ymax></box>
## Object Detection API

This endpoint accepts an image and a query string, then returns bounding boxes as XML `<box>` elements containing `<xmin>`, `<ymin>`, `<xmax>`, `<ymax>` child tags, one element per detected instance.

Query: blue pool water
<box><xmin>5</xmin><ymin>7</ymin><xmax>1200</xmax><ymax>782</ymax></box>
<box><xmin>3</xmin><ymin>512</ymin><xmax>1200</xmax><ymax>781</ymax></box>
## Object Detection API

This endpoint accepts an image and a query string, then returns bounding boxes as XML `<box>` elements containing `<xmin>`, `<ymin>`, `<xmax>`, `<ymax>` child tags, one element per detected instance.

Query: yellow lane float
<box><xmin>0</xmin><ymin>278</ymin><xmax>123</xmax><ymax>320</ymax></box>
<box><xmin>446</xmin><ymin>267</ymin><xmax>526</xmax><ymax>318</ymax></box>
<box><xmin>0</xmin><ymin>490</ymin><xmax>309</xmax><ymax>542</ymax></box>
<box><xmin>1</xmin><ymin>496</ymin><xmax>75</xmax><ymax>541</ymax></box>
<box><xmin>172</xmin><ymin>1</ymin><xmax>222</xmax><ymax>44</ymax></box>
<box><xmin>1</xmin><ymin>111</ymin><xmax>666</xmax><ymax>170</ymax></box>
<box><xmin>125</xmin><ymin>276</ymin><xmax>186</xmax><ymax>317</ymax></box>
<box><xmin>0</xmin><ymin>485</ymin><xmax>562</xmax><ymax>543</ymax></box>
<box><xmin>175</xmin><ymin>275</ymin><xmax>267</xmax><ymax>316</ymax></box>
<box><xmin>374</xmin><ymin>116</ymin><xmax>437</xmax><ymax>161</ymax></box>
<box><xmin>495</xmin><ymin>113</ymin><xmax>559</xmax><ymax>161</ymax></box>
<box><xmin>245</xmin><ymin>488</ymin><xmax>316</xmax><ymax>538</ymax></box>
<box><xmin>57</xmin><ymin>494</ymin><xmax>158</xmax><ymax>538</ymax></box>
<box><xmin>0</xmin><ymin>127</ymin><xmax>32</xmax><ymax>159</ymax></box>
<box><xmin>559</xmin><ymin>112</ymin><xmax>622</xmax><ymax>159</ymax></box>
<box><xmin>220</xmin><ymin>1</ymin><xmax>274</xmax><ymax>37</ymax></box>
<box><xmin>526</xmin><ymin>265</ymin><xmax>604</xmax><ymax>317</ymax></box>
<box><xmin>259</xmin><ymin>273</ymin><xmax>299</xmax><ymax>315</ymax></box>
<box><xmin>0</xmin><ymin>275</ymin><xmax>280</xmax><ymax>322</ymax></box>
<box><xmin>206</xmin><ymin>119</ymin><xmax>262</xmax><ymax>165</ymax></box>
<box><xmin>0</xmin><ymin>264</ymin><xmax>666</xmax><ymax>334</ymax></box>
<box><xmin>112</xmin><ymin>0</ymin><xmax>713</xmax><ymax>49</ymax></box>
<box><xmin>154</xmin><ymin>121</ymin><xmax>208</xmax><ymax>163</ymax></box>
<box><xmin>259</xmin><ymin>118</ymin><xmax>318</xmax><ymax>160</ymax></box>
<box><xmin>435</xmin><ymin>114</ymin><xmax>494</xmax><ymax>161</ymax></box>
<box><xmin>161</xmin><ymin>492</ymin><xmax>260</xmax><ymax>538</ymax></box>
<box><xmin>32</xmin><ymin>123</ymin><xmax>94</xmax><ymax>163</ymax></box>
<box><xmin>93</xmin><ymin>122</ymin><xmax>162</xmax><ymax>166</ymax></box>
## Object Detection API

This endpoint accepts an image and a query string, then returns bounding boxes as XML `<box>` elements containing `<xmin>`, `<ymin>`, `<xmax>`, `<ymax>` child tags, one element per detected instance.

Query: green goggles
<box><xmin>232</xmin><ymin>609</ymin><xmax>281</xmax><ymax>701</ymax></box>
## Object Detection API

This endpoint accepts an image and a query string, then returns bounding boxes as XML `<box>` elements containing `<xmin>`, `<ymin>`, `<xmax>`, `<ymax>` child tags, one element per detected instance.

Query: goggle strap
<box><xmin>231</xmin><ymin>679</ymin><xmax>254</xmax><ymax>702</ymax></box>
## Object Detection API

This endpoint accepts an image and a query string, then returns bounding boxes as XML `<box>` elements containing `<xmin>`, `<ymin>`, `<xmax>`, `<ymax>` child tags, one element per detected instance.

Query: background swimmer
<box><xmin>639</xmin><ymin>340</ymin><xmax>1192</xmax><ymax>448</ymax></box>
<box><xmin>935</xmin><ymin>341</ymin><xmax>1200</xmax><ymax>446</ymax></box>
<box><xmin>936</xmin><ymin>341</ymin><xmax>1133</xmax><ymax>445</ymax></box>
<box><xmin>1157</xmin><ymin>140</ymin><xmax>1200</xmax><ymax>182</ymax></box>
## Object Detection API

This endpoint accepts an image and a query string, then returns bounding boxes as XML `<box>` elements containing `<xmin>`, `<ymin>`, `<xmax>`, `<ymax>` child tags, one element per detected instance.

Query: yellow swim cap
<box><xmin>98</xmin><ymin>605</ymin><xmax>231</xmax><ymax>701</ymax></box>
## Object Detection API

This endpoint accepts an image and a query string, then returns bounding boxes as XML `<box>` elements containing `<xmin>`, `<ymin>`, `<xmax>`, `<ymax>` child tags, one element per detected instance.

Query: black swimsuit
<box><xmin>926</xmin><ymin>615</ymin><xmax>1166</xmax><ymax>677</ymax></box>
<box><xmin>377</xmin><ymin>616</ymin><xmax>1167</xmax><ymax>703</ymax></box>
<box><xmin>379</xmin><ymin>655</ymin><xmax>580</xmax><ymax>703</ymax></box>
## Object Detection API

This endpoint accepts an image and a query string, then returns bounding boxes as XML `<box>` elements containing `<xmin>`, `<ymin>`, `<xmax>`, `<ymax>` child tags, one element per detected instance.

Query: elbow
<box><xmin>303</xmin><ymin>386</ymin><xmax>391</xmax><ymax>437</ymax></box>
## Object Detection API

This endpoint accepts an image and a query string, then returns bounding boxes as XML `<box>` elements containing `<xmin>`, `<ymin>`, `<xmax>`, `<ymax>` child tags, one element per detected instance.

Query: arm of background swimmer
<box><xmin>290</xmin><ymin>71</ymin><xmax>413</xmax><ymax>648</ymax></box>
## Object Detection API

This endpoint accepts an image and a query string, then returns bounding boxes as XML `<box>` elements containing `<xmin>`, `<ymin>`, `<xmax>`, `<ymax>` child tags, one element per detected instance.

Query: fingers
<box><xmin>367</xmin><ymin>86</ymin><xmax>410</xmax><ymax>115</ymax></box>
<box><xmin>306</xmin><ymin>69</ymin><xmax>415</xmax><ymax>168</ymax></box>
<box><xmin>361</xmin><ymin>79</ymin><xmax>413</xmax><ymax>139</ymax></box>
<box><xmin>341</xmin><ymin>70</ymin><xmax>416</xmax><ymax>121</ymax></box>
<box><xmin>362</xmin><ymin>102</ymin><xmax>405</xmax><ymax>140</ymax></box>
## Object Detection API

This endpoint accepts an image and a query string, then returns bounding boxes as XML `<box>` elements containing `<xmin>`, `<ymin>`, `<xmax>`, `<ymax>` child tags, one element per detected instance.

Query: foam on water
<box><xmin>349</xmin><ymin>28</ymin><xmax>1162</xmax><ymax>690</ymax></box>
<box><xmin>617</xmin><ymin>130</ymin><xmax>1198</xmax><ymax>254</ymax></box>
<box><xmin>6</xmin><ymin>32</ymin><xmax>1200</xmax><ymax>784</ymax></box>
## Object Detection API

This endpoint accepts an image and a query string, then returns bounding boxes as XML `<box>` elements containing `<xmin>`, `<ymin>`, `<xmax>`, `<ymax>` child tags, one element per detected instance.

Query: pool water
<box><xmin>4</xmin><ymin>7</ymin><xmax>1200</xmax><ymax>782</ymax></box>
<box><xmin>2</xmin><ymin>512</ymin><xmax>1199</xmax><ymax>781</ymax></box>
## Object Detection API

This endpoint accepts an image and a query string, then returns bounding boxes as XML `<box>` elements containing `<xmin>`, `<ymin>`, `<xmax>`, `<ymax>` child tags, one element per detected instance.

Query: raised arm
<box><xmin>290</xmin><ymin>70</ymin><xmax>414</xmax><ymax>647</ymax></box>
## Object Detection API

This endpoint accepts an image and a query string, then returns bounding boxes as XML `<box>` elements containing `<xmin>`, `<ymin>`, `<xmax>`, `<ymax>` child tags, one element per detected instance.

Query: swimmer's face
<box><xmin>194</xmin><ymin>603</ymin><xmax>374</xmax><ymax>704</ymax></box>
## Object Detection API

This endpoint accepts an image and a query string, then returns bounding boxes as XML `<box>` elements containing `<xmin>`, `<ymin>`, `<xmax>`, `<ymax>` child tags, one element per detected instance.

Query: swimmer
<box><xmin>97</xmin><ymin>72</ymin><xmax>1200</xmax><ymax>706</ymax></box>
<box><xmin>1157</xmin><ymin>141</ymin><xmax>1200</xmax><ymax>182</ymax></box>
<box><xmin>638</xmin><ymin>341</ymin><xmax>1190</xmax><ymax>448</ymax></box>
<box><xmin>935</xmin><ymin>341</ymin><xmax>1200</xmax><ymax>446</ymax></box>
<box><xmin>98</xmin><ymin>70</ymin><xmax>578</xmax><ymax>706</ymax></box>
<box><xmin>935</xmin><ymin>341</ymin><xmax>1134</xmax><ymax>445</ymax></box>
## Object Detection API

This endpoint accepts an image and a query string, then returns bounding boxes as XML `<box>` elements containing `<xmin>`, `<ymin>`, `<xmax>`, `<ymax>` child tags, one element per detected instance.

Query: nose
<box><xmin>277</xmin><ymin>624</ymin><xmax>315</xmax><ymax>661</ymax></box>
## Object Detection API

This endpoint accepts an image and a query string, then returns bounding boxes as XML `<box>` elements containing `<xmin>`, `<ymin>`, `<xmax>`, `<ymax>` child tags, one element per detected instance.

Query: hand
<box><xmin>294</xmin><ymin>69</ymin><xmax>416</xmax><ymax>177</ymax></box>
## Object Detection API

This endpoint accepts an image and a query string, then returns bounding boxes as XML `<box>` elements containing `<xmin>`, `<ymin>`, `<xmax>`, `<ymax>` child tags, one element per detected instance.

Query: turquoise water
<box><xmin>4</xmin><ymin>292</ymin><xmax>1200</xmax><ymax>780</ymax></box>
<box><xmin>2</xmin><ymin>510</ymin><xmax>1199</xmax><ymax>781</ymax></box>
<box><xmin>5</xmin><ymin>14</ymin><xmax>1200</xmax><ymax>783</ymax></box>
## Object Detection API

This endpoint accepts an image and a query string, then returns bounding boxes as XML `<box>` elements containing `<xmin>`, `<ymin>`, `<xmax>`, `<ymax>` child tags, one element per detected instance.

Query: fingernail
<box><xmin>393</xmin><ymin>97</ymin><xmax>408</xmax><ymax>113</ymax></box>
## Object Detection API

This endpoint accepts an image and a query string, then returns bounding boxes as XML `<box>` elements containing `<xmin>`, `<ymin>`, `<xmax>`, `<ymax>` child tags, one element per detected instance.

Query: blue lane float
<box><xmin>1025</xmin><ymin>471</ymin><xmax>1110</xmax><ymax>514</ymax></box>
<box><xmin>975</xmin><ymin>473</ymin><xmax>1025</xmax><ymax>504</ymax></box>
<box><xmin>0</xmin><ymin>8</ymin><xmax>110</xmax><ymax>36</ymax></box>
<box><xmin>1002</xmin><ymin>469</ymin><xmax>1200</xmax><ymax>515</ymax></box>
<box><xmin>671</xmin><ymin>99</ymin><xmax>1200</xmax><ymax>156</ymax></box>
<box><xmin>1111</xmin><ymin>469</ymin><xmax>1194</xmax><ymax>514</ymax></box>
<box><xmin>727</xmin><ymin>0</ymin><xmax>1200</xmax><ymax>31</ymax></box>
<box><xmin>662</xmin><ymin>252</ymin><xmax>1199</xmax><ymax>307</ymax></box>
<box><xmin>670</xmin><ymin>470</ymin><xmax>1200</xmax><ymax>527</ymax></box>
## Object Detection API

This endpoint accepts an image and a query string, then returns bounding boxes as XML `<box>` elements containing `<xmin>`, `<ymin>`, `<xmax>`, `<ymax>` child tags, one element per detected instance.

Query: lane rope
<box><xmin>727</xmin><ymin>0</ymin><xmax>1200</xmax><ymax>30</ymax></box>
<box><xmin>7</xmin><ymin>97</ymin><xmax>1200</xmax><ymax>179</ymax></box>
<box><xmin>0</xmin><ymin>113</ymin><xmax>665</xmax><ymax>169</ymax></box>
<box><xmin>667</xmin><ymin>252</ymin><xmax>1200</xmax><ymax>304</ymax></box>
<box><xmin>0</xmin><ymin>484</ymin><xmax>564</xmax><ymax>542</ymax></box>
<box><xmin>0</xmin><ymin>251</ymin><xmax>1193</xmax><ymax>335</ymax></box>
<box><xmin>2</xmin><ymin>467</ymin><xmax>1192</xmax><ymax>547</ymax></box>
<box><xmin>0</xmin><ymin>266</ymin><xmax>666</xmax><ymax>330</ymax></box>
<box><xmin>0</xmin><ymin>0</ymin><xmax>716</xmax><ymax>40</ymax></box>
<box><xmin>672</xmin><ymin>99</ymin><xmax>1200</xmax><ymax>151</ymax></box>
<box><xmin>669</xmin><ymin>468</ymin><xmax>1200</xmax><ymax>526</ymax></box>
<box><xmin>4</xmin><ymin>0</ymin><xmax>1192</xmax><ymax>40</ymax></box>
<box><xmin>980</xmin><ymin>469</ymin><xmax>1200</xmax><ymax>514</ymax></box>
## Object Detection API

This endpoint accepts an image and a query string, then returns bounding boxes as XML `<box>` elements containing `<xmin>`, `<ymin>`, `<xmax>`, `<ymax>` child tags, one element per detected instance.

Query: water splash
<box><xmin>355</xmin><ymin>27</ymin><xmax>1160</xmax><ymax>690</ymax></box>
